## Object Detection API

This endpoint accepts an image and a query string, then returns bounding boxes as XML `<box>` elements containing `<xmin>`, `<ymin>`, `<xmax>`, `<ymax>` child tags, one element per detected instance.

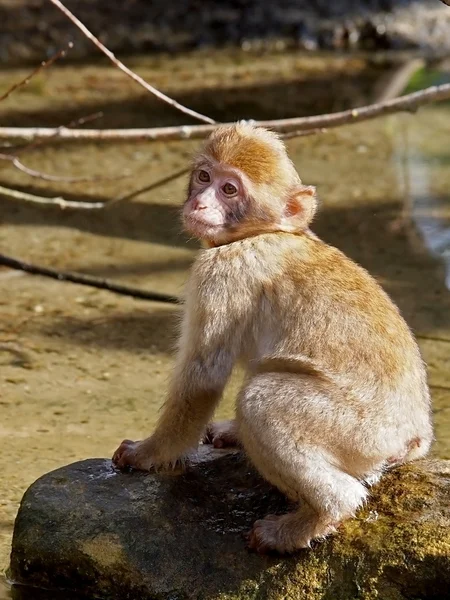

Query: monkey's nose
<box><xmin>192</xmin><ymin>199</ymin><xmax>208</xmax><ymax>210</ymax></box>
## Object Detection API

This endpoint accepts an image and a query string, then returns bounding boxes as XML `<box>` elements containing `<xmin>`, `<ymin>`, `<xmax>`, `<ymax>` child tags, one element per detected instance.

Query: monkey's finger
<box><xmin>247</xmin><ymin>532</ymin><xmax>269</xmax><ymax>554</ymax></box>
<box><xmin>247</xmin><ymin>520</ymin><xmax>277</xmax><ymax>555</ymax></box>
<box><xmin>202</xmin><ymin>427</ymin><xmax>214</xmax><ymax>445</ymax></box>
<box><xmin>213</xmin><ymin>432</ymin><xmax>241</xmax><ymax>448</ymax></box>
<box><xmin>112</xmin><ymin>439</ymin><xmax>136</xmax><ymax>465</ymax></box>
<box><xmin>247</xmin><ymin>525</ymin><xmax>262</xmax><ymax>550</ymax></box>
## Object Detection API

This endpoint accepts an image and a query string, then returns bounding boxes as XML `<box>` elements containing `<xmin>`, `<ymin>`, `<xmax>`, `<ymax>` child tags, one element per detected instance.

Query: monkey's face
<box><xmin>183</xmin><ymin>123</ymin><xmax>318</xmax><ymax>246</ymax></box>
<box><xmin>183</xmin><ymin>162</ymin><xmax>251</xmax><ymax>244</ymax></box>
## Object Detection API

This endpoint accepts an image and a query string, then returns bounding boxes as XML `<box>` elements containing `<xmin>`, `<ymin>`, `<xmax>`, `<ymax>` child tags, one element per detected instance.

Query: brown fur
<box><xmin>207</xmin><ymin>129</ymin><xmax>280</xmax><ymax>184</ymax></box>
<box><xmin>113</xmin><ymin>123</ymin><xmax>433</xmax><ymax>554</ymax></box>
<box><xmin>202</xmin><ymin>121</ymin><xmax>300</xmax><ymax>192</ymax></box>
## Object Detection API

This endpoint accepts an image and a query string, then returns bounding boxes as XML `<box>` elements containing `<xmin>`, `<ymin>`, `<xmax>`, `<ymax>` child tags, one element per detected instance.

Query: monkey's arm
<box><xmin>113</xmin><ymin>261</ymin><xmax>253</xmax><ymax>470</ymax></box>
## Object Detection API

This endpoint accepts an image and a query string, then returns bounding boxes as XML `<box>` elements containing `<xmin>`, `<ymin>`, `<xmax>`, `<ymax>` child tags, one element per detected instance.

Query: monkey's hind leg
<box><xmin>246</xmin><ymin>459</ymin><xmax>367</xmax><ymax>554</ymax></box>
<box><xmin>238</xmin><ymin>373</ymin><xmax>368</xmax><ymax>554</ymax></box>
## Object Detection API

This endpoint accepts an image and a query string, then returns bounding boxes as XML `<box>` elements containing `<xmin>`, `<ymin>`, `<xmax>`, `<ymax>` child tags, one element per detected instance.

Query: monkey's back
<box><xmin>198</xmin><ymin>231</ymin><xmax>429</xmax><ymax>406</ymax></box>
<box><xmin>270</xmin><ymin>232</ymin><xmax>418</xmax><ymax>383</ymax></box>
<box><xmin>194</xmin><ymin>232</ymin><xmax>432</xmax><ymax>464</ymax></box>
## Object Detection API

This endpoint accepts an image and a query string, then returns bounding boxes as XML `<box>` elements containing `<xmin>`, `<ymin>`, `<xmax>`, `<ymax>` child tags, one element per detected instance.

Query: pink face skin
<box><xmin>183</xmin><ymin>163</ymin><xmax>249</xmax><ymax>244</ymax></box>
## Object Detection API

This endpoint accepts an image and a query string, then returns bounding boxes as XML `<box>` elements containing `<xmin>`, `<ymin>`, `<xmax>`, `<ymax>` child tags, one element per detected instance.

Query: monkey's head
<box><xmin>183</xmin><ymin>122</ymin><xmax>317</xmax><ymax>246</ymax></box>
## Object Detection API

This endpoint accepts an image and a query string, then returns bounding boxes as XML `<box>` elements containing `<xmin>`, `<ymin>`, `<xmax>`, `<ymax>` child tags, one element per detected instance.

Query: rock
<box><xmin>9</xmin><ymin>448</ymin><xmax>450</xmax><ymax>600</ymax></box>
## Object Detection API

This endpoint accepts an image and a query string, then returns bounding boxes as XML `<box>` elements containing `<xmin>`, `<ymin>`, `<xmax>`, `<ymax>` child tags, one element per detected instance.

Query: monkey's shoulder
<box><xmin>192</xmin><ymin>234</ymin><xmax>295</xmax><ymax>282</ymax></box>
<box><xmin>192</xmin><ymin>232</ymin><xmax>379</xmax><ymax>293</ymax></box>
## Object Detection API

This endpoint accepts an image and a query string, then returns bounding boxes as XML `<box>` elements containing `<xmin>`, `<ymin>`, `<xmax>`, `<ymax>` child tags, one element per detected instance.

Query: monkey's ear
<box><xmin>280</xmin><ymin>185</ymin><xmax>317</xmax><ymax>231</ymax></box>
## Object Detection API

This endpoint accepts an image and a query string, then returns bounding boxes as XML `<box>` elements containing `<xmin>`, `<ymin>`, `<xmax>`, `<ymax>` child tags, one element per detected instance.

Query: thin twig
<box><xmin>2</xmin><ymin>80</ymin><xmax>448</xmax><ymax>143</ymax></box>
<box><xmin>0</xmin><ymin>112</ymin><xmax>104</xmax><ymax>155</ymax></box>
<box><xmin>48</xmin><ymin>0</ymin><xmax>215</xmax><ymax>125</ymax></box>
<box><xmin>111</xmin><ymin>166</ymin><xmax>190</xmax><ymax>205</ymax></box>
<box><xmin>15</xmin><ymin>111</ymin><xmax>104</xmax><ymax>155</ymax></box>
<box><xmin>416</xmin><ymin>333</ymin><xmax>450</xmax><ymax>344</ymax></box>
<box><xmin>0</xmin><ymin>184</ymin><xmax>105</xmax><ymax>209</ymax></box>
<box><xmin>0</xmin><ymin>112</ymin><xmax>128</xmax><ymax>183</ymax></box>
<box><xmin>0</xmin><ymin>111</ymin><xmax>115</xmax><ymax>182</ymax></box>
<box><xmin>0</xmin><ymin>42</ymin><xmax>73</xmax><ymax>102</ymax></box>
<box><xmin>0</xmin><ymin>153</ymin><xmax>128</xmax><ymax>183</ymax></box>
<box><xmin>429</xmin><ymin>384</ymin><xmax>450</xmax><ymax>392</ymax></box>
<box><xmin>280</xmin><ymin>128</ymin><xmax>328</xmax><ymax>140</ymax></box>
<box><xmin>0</xmin><ymin>164</ymin><xmax>188</xmax><ymax>209</ymax></box>
<box><xmin>0</xmin><ymin>253</ymin><xmax>180</xmax><ymax>304</ymax></box>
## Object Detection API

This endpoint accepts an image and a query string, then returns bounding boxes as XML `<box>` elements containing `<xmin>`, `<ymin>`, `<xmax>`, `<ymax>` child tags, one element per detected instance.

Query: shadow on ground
<box><xmin>1</xmin><ymin>190</ymin><xmax>190</xmax><ymax>247</ymax></box>
<box><xmin>0</xmin><ymin>70</ymin><xmax>387</xmax><ymax>129</ymax></box>
<box><xmin>42</xmin><ymin>309</ymin><xmax>179</xmax><ymax>355</ymax></box>
<box><xmin>24</xmin><ymin>194</ymin><xmax>450</xmax><ymax>353</ymax></box>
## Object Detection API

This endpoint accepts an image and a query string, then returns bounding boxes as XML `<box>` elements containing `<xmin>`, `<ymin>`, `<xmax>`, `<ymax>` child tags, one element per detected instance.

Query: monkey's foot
<box><xmin>113</xmin><ymin>438</ymin><xmax>185</xmax><ymax>472</ymax></box>
<box><xmin>112</xmin><ymin>439</ymin><xmax>155</xmax><ymax>471</ymax></box>
<box><xmin>203</xmin><ymin>420</ymin><xmax>240</xmax><ymax>449</ymax></box>
<box><xmin>247</xmin><ymin>508</ymin><xmax>337</xmax><ymax>555</ymax></box>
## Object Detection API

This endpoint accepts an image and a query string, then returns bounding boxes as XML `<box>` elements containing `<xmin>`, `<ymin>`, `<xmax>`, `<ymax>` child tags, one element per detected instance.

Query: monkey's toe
<box><xmin>203</xmin><ymin>421</ymin><xmax>239</xmax><ymax>448</ymax></box>
<box><xmin>247</xmin><ymin>514</ymin><xmax>311</xmax><ymax>555</ymax></box>
<box><xmin>112</xmin><ymin>439</ymin><xmax>152</xmax><ymax>471</ymax></box>
<box><xmin>247</xmin><ymin>516</ymin><xmax>284</xmax><ymax>554</ymax></box>
<box><xmin>247</xmin><ymin>520</ymin><xmax>274</xmax><ymax>554</ymax></box>
<box><xmin>112</xmin><ymin>439</ymin><xmax>133</xmax><ymax>465</ymax></box>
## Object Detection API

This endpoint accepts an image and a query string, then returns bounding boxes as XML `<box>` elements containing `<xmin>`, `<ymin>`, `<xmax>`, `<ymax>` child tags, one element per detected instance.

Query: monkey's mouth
<box><xmin>183</xmin><ymin>212</ymin><xmax>225</xmax><ymax>238</ymax></box>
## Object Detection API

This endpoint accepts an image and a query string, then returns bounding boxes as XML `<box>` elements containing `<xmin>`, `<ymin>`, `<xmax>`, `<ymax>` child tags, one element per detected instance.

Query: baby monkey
<box><xmin>113</xmin><ymin>122</ymin><xmax>433</xmax><ymax>554</ymax></box>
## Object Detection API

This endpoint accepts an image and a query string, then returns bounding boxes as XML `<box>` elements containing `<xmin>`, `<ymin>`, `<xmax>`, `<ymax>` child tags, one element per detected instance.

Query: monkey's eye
<box><xmin>222</xmin><ymin>182</ymin><xmax>238</xmax><ymax>196</ymax></box>
<box><xmin>198</xmin><ymin>170</ymin><xmax>210</xmax><ymax>183</ymax></box>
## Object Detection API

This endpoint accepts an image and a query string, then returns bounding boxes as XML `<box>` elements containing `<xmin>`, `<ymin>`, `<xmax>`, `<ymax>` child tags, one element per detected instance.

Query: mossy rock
<box><xmin>9</xmin><ymin>448</ymin><xmax>450</xmax><ymax>599</ymax></box>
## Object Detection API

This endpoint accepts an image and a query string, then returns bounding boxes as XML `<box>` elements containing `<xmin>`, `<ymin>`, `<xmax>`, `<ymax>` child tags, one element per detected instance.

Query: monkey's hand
<box><xmin>203</xmin><ymin>420</ymin><xmax>240</xmax><ymax>449</ymax></box>
<box><xmin>112</xmin><ymin>438</ymin><xmax>184</xmax><ymax>472</ymax></box>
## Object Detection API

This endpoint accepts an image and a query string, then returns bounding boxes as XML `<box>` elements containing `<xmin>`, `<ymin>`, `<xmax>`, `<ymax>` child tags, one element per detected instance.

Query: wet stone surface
<box><xmin>9</xmin><ymin>448</ymin><xmax>450</xmax><ymax>600</ymax></box>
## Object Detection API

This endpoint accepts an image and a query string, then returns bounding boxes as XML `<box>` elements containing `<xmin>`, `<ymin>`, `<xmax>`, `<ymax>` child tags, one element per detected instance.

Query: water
<box><xmin>0</xmin><ymin>50</ymin><xmax>449</xmax><ymax>599</ymax></box>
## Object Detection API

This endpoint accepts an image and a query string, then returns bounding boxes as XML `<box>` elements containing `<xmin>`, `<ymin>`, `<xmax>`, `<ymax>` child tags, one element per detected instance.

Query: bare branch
<box><xmin>416</xmin><ymin>333</ymin><xmax>450</xmax><ymax>343</ymax></box>
<box><xmin>15</xmin><ymin>111</ymin><xmax>104</xmax><ymax>155</ymax></box>
<box><xmin>0</xmin><ymin>42</ymin><xmax>73</xmax><ymax>102</ymax></box>
<box><xmin>0</xmin><ymin>185</ymin><xmax>105</xmax><ymax>209</ymax></box>
<box><xmin>0</xmin><ymin>162</ymin><xmax>189</xmax><ymax>209</ymax></box>
<box><xmin>48</xmin><ymin>0</ymin><xmax>215</xmax><ymax>125</ymax></box>
<box><xmin>111</xmin><ymin>167</ymin><xmax>190</xmax><ymax>205</ymax></box>
<box><xmin>0</xmin><ymin>111</ymin><xmax>127</xmax><ymax>183</ymax></box>
<box><xmin>2</xmin><ymin>81</ymin><xmax>448</xmax><ymax>143</ymax></box>
<box><xmin>280</xmin><ymin>128</ymin><xmax>328</xmax><ymax>140</ymax></box>
<box><xmin>0</xmin><ymin>252</ymin><xmax>179</xmax><ymax>304</ymax></box>
<box><xmin>0</xmin><ymin>153</ymin><xmax>129</xmax><ymax>183</ymax></box>
<box><xmin>0</xmin><ymin>112</ymin><xmax>104</xmax><ymax>155</ymax></box>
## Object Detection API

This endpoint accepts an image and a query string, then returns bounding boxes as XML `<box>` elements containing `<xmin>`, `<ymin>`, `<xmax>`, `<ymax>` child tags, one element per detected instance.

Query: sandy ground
<box><xmin>0</xmin><ymin>54</ymin><xmax>449</xmax><ymax>582</ymax></box>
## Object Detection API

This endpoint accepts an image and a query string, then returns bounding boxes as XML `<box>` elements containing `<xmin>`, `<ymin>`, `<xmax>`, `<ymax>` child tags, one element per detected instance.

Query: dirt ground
<box><xmin>0</xmin><ymin>53</ymin><xmax>449</xmax><ymax>580</ymax></box>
